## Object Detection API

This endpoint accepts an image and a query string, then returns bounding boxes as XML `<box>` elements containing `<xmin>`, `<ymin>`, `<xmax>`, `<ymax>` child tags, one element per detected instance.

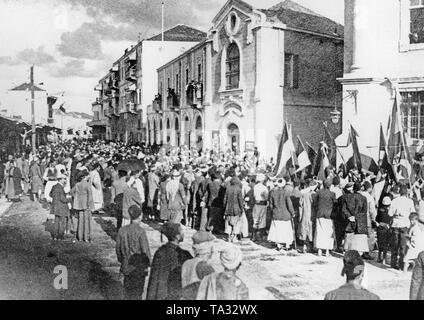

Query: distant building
<box><xmin>53</xmin><ymin>110</ymin><xmax>92</xmax><ymax>141</ymax></box>
<box><xmin>91</xmin><ymin>25</ymin><xmax>207</xmax><ymax>144</ymax></box>
<box><xmin>149</xmin><ymin>0</ymin><xmax>344</xmax><ymax>160</ymax></box>
<box><xmin>337</xmin><ymin>0</ymin><xmax>424</xmax><ymax>161</ymax></box>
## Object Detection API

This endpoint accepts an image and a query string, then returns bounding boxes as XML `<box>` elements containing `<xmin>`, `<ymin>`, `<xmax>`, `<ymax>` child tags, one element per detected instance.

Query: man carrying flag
<box><xmin>295</xmin><ymin>136</ymin><xmax>312</xmax><ymax>177</ymax></box>
<box><xmin>387</xmin><ymin>96</ymin><xmax>414</xmax><ymax>185</ymax></box>
<box><xmin>273</xmin><ymin>123</ymin><xmax>295</xmax><ymax>178</ymax></box>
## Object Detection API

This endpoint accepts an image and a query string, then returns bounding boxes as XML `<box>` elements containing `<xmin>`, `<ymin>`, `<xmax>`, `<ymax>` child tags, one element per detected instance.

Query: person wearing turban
<box><xmin>196</xmin><ymin>245</ymin><xmax>249</xmax><ymax>300</ymax></box>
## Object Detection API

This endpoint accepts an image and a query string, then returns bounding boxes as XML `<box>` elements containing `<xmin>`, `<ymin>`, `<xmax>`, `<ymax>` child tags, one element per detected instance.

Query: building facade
<box><xmin>150</xmin><ymin>0</ymin><xmax>344</xmax><ymax>160</ymax></box>
<box><xmin>337</xmin><ymin>0</ymin><xmax>424</xmax><ymax>162</ymax></box>
<box><xmin>91</xmin><ymin>25</ymin><xmax>207</xmax><ymax>144</ymax></box>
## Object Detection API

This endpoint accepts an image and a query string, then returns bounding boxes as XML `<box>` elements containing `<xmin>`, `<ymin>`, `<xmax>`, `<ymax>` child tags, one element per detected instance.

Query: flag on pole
<box><xmin>323</xmin><ymin>122</ymin><xmax>337</xmax><ymax>168</ymax></box>
<box><xmin>313</xmin><ymin>142</ymin><xmax>330</xmax><ymax>180</ymax></box>
<box><xmin>273</xmin><ymin>123</ymin><xmax>295</xmax><ymax>177</ymax></box>
<box><xmin>286</xmin><ymin>124</ymin><xmax>298</xmax><ymax>175</ymax></box>
<box><xmin>347</xmin><ymin>124</ymin><xmax>362</xmax><ymax>172</ymax></box>
<box><xmin>387</xmin><ymin>96</ymin><xmax>413</xmax><ymax>183</ymax></box>
<box><xmin>379</xmin><ymin>122</ymin><xmax>396</xmax><ymax>180</ymax></box>
<box><xmin>296</xmin><ymin>136</ymin><xmax>311</xmax><ymax>173</ymax></box>
<box><xmin>58</xmin><ymin>103</ymin><xmax>66</xmax><ymax>113</ymax></box>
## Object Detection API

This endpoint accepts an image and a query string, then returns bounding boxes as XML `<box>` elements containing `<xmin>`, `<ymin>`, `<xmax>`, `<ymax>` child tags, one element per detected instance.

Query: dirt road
<box><xmin>0</xmin><ymin>197</ymin><xmax>412</xmax><ymax>300</ymax></box>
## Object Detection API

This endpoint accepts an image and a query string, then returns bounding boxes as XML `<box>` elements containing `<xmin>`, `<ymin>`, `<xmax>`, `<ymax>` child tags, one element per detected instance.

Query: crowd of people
<box><xmin>0</xmin><ymin>139</ymin><xmax>424</xmax><ymax>300</ymax></box>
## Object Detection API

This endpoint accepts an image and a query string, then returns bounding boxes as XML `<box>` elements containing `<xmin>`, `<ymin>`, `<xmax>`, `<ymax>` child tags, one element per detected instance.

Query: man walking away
<box><xmin>324</xmin><ymin>250</ymin><xmax>380</xmax><ymax>300</ymax></box>
<box><xmin>116</xmin><ymin>205</ymin><xmax>151</xmax><ymax>300</ymax></box>
<box><xmin>112</xmin><ymin>170</ymin><xmax>128</xmax><ymax>230</ymax></box>
<box><xmin>388</xmin><ymin>184</ymin><xmax>415</xmax><ymax>270</ymax></box>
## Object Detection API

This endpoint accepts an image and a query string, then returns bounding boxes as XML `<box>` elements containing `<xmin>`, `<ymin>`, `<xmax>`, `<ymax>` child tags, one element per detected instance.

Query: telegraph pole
<box><xmin>30</xmin><ymin>65</ymin><xmax>36</xmax><ymax>154</ymax></box>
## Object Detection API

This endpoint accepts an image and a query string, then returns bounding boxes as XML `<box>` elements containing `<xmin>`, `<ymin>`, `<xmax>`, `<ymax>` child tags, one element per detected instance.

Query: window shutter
<box><xmin>293</xmin><ymin>55</ymin><xmax>299</xmax><ymax>88</ymax></box>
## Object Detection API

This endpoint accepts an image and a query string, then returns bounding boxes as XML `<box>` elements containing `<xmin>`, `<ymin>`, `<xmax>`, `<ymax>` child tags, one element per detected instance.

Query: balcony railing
<box><xmin>186</xmin><ymin>81</ymin><xmax>203</xmax><ymax>107</ymax></box>
<box><xmin>92</xmin><ymin>97</ymin><xmax>101</xmax><ymax>106</ymax></box>
<box><xmin>87</xmin><ymin>119</ymin><xmax>107</xmax><ymax>127</ymax></box>
<box><xmin>153</xmin><ymin>94</ymin><xmax>162</xmax><ymax>114</ymax></box>
<box><xmin>167</xmin><ymin>89</ymin><xmax>180</xmax><ymax>109</ymax></box>
<box><xmin>126</xmin><ymin>67</ymin><xmax>137</xmax><ymax>83</ymax></box>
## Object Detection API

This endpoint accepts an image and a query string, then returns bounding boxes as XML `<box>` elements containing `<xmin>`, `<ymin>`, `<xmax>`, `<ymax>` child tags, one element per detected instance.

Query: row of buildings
<box><xmin>92</xmin><ymin>0</ymin><xmax>424</xmax><ymax>163</ymax></box>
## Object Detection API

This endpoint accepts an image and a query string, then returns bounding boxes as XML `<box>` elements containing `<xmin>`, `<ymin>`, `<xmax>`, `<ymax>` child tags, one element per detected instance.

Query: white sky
<box><xmin>0</xmin><ymin>0</ymin><xmax>344</xmax><ymax>114</ymax></box>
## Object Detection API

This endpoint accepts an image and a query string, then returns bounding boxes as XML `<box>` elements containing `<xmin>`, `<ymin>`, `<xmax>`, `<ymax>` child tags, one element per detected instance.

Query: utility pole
<box><xmin>30</xmin><ymin>65</ymin><xmax>36</xmax><ymax>154</ymax></box>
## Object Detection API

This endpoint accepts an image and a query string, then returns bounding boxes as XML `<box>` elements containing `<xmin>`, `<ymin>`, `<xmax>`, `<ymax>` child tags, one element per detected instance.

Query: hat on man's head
<box><xmin>220</xmin><ymin>245</ymin><xmax>242</xmax><ymax>270</ymax></box>
<box><xmin>277</xmin><ymin>178</ymin><xmax>286</xmax><ymax>188</ymax></box>
<box><xmin>172</xmin><ymin>169</ymin><xmax>181</xmax><ymax>178</ymax></box>
<box><xmin>382</xmin><ymin>196</ymin><xmax>392</xmax><ymax>206</ymax></box>
<box><xmin>192</xmin><ymin>231</ymin><xmax>216</xmax><ymax>245</ymax></box>
<box><xmin>128</xmin><ymin>205</ymin><xmax>142</xmax><ymax>220</ymax></box>
<box><xmin>341</xmin><ymin>250</ymin><xmax>365</xmax><ymax>279</ymax></box>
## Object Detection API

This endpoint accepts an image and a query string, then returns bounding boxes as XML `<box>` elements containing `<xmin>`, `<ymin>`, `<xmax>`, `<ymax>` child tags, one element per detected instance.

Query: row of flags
<box><xmin>273</xmin><ymin>95</ymin><xmax>415</xmax><ymax>184</ymax></box>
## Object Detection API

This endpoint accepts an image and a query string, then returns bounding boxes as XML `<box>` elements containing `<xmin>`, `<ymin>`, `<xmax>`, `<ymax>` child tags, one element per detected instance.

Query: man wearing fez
<box><xmin>325</xmin><ymin>250</ymin><xmax>379</xmax><ymax>300</ymax></box>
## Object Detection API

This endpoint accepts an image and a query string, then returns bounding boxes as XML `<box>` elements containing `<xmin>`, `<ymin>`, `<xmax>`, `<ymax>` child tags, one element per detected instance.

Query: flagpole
<box><xmin>161</xmin><ymin>1</ymin><xmax>165</xmax><ymax>42</ymax></box>
<box><xmin>30</xmin><ymin>66</ymin><xmax>36</xmax><ymax>154</ymax></box>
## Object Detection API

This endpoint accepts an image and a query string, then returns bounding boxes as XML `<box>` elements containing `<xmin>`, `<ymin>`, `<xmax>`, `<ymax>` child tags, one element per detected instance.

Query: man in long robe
<box><xmin>146</xmin><ymin>223</ymin><xmax>192</xmax><ymax>300</ymax></box>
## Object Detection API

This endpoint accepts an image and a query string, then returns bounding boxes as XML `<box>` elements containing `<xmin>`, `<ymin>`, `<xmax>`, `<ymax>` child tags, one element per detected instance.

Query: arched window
<box><xmin>195</xmin><ymin>116</ymin><xmax>202</xmax><ymax>130</ymax></box>
<box><xmin>175</xmin><ymin>118</ymin><xmax>179</xmax><ymax>131</ymax></box>
<box><xmin>160</xmin><ymin>120</ymin><xmax>163</xmax><ymax>130</ymax></box>
<box><xmin>167</xmin><ymin>118</ymin><xmax>170</xmax><ymax>129</ymax></box>
<box><xmin>226</xmin><ymin>43</ymin><xmax>240</xmax><ymax>90</ymax></box>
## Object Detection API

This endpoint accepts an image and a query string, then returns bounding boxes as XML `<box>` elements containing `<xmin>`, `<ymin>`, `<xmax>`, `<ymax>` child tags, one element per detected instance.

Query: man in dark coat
<box><xmin>116</xmin><ymin>205</ymin><xmax>151</xmax><ymax>300</ymax></box>
<box><xmin>50</xmin><ymin>173</ymin><xmax>70</xmax><ymax>240</ymax></box>
<box><xmin>341</xmin><ymin>182</ymin><xmax>369</xmax><ymax>253</ymax></box>
<box><xmin>146</xmin><ymin>223</ymin><xmax>192</xmax><ymax>300</ymax></box>
<box><xmin>223</xmin><ymin>176</ymin><xmax>244</xmax><ymax>243</ymax></box>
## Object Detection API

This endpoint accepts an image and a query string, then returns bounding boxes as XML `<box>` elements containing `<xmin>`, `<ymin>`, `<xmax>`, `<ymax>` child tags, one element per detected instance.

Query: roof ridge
<box><xmin>269</xmin><ymin>0</ymin><xmax>322</xmax><ymax>17</ymax></box>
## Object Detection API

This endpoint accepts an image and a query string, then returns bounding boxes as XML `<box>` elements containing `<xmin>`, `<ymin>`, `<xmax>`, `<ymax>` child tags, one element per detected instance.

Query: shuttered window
<box><xmin>284</xmin><ymin>53</ymin><xmax>299</xmax><ymax>89</ymax></box>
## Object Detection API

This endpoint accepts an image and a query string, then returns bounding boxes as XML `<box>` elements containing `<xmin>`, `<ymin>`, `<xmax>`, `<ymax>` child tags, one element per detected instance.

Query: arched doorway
<box><xmin>153</xmin><ymin>121</ymin><xmax>157</xmax><ymax>144</ymax></box>
<box><xmin>227</xmin><ymin>123</ymin><xmax>240</xmax><ymax>154</ymax></box>
<box><xmin>184</xmin><ymin>116</ymin><xmax>191</xmax><ymax>148</ymax></box>
<box><xmin>195</xmin><ymin>116</ymin><xmax>203</xmax><ymax>151</ymax></box>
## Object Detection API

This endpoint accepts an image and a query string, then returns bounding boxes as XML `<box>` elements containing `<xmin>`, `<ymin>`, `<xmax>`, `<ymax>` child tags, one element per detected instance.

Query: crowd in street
<box><xmin>0</xmin><ymin>139</ymin><xmax>424</xmax><ymax>300</ymax></box>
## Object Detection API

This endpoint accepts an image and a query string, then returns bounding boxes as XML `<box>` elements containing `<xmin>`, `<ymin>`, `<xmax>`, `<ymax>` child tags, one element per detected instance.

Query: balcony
<box><xmin>92</xmin><ymin>97</ymin><xmax>101</xmax><ymax>106</ymax></box>
<box><xmin>126</xmin><ymin>102</ymin><xmax>137</xmax><ymax>114</ymax></box>
<box><xmin>167</xmin><ymin>89</ymin><xmax>180</xmax><ymax>110</ymax></box>
<box><xmin>153</xmin><ymin>94</ymin><xmax>162</xmax><ymax>114</ymax></box>
<box><xmin>87</xmin><ymin>119</ymin><xmax>107</xmax><ymax>127</ymax></box>
<box><xmin>125</xmin><ymin>67</ymin><xmax>137</xmax><ymax>83</ymax></box>
<box><xmin>109</xmin><ymin>78</ymin><xmax>119</xmax><ymax>90</ymax></box>
<box><xmin>186</xmin><ymin>81</ymin><xmax>203</xmax><ymax>107</ymax></box>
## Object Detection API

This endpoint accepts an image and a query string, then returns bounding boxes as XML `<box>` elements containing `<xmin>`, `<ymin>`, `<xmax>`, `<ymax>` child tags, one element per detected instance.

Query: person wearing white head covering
<box><xmin>196</xmin><ymin>245</ymin><xmax>249</xmax><ymax>300</ymax></box>
<box><xmin>252</xmin><ymin>173</ymin><xmax>269</xmax><ymax>241</ymax></box>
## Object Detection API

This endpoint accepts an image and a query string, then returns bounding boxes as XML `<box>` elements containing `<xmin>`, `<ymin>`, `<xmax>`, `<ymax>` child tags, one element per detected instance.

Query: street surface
<box><xmin>0</xmin><ymin>196</ymin><xmax>412</xmax><ymax>300</ymax></box>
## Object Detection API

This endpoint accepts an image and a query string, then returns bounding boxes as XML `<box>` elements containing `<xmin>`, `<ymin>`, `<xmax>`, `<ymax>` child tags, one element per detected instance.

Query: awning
<box><xmin>127</xmin><ymin>83</ymin><xmax>137</xmax><ymax>91</ymax></box>
<box><xmin>110</xmin><ymin>65</ymin><xmax>119</xmax><ymax>72</ymax></box>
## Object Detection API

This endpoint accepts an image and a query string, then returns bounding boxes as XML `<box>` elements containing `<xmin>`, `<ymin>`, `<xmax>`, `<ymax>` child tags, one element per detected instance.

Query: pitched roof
<box><xmin>10</xmin><ymin>83</ymin><xmax>45</xmax><ymax>92</ymax></box>
<box><xmin>269</xmin><ymin>0</ymin><xmax>322</xmax><ymax>17</ymax></box>
<box><xmin>260</xmin><ymin>1</ymin><xmax>344</xmax><ymax>38</ymax></box>
<box><xmin>147</xmin><ymin>24</ymin><xmax>207</xmax><ymax>42</ymax></box>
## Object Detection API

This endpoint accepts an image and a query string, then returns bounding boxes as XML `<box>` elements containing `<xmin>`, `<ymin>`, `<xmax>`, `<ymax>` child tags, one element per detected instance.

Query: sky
<box><xmin>0</xmin><ymin>0</ymin><xmax>344</xmax><ymax>114</ymax></box>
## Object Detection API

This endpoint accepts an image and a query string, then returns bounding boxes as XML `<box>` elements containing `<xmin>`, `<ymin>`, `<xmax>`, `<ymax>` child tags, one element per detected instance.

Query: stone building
<box><xmin>149</xmin><ymin>0</ymin><xmax>344</xmax><ymax>160</ymax></box>
<box><xmin>91</xmin><ymin>25</ymin><xmax>207</xmax><ymax>144</ymax></box>
<box><xmin>337</xmin><ymin>0</ymin><xmax>424</xmax><ymax>162</ymax></box>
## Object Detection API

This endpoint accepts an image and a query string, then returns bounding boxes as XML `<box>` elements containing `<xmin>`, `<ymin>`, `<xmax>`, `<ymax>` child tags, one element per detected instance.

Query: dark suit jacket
<box><xmin>341</xmin><ymin>192</ymin><xmax>368</xmax><ymax>235</ymax></box>
<box><xmin>223</xmin><ymin>183</ymin><xmax>244</xmax><ymax>217</ymax></box>
<box><xmin>116</xmin><ymin>223</ymin><xmax>151</xmax><ymax>275</ymax></box>
<box><xmin>316</xmin><ymin>188</ymin><xmax>336</xmax><ymax>219</ymax></box>
<box><xmin>71</xmin><ymin>180</ymin><xmax>94</xmax><ymax>211</ymax></box>
<box><xmin>50</xmin><ymin>183</ymin><xmax>70</xmax><ymax>217</ymax></box>
<box><xmin>269</xmin><ymin>187</ymin><xmax>294</xmax><ymax>221</ymax></box>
